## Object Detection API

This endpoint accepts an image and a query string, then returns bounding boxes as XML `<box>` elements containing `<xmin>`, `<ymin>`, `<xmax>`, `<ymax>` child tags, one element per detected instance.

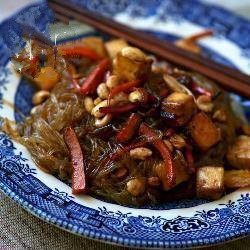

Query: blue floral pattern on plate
<box><xmin>0</xmin><ymin>133</ymin><xmax>249</xmax><ymax>248</ymax></box>
<box><xmin>0</xmin><ymin>0</ymin><xmax>250</xmax><ymax>248</ymax></box>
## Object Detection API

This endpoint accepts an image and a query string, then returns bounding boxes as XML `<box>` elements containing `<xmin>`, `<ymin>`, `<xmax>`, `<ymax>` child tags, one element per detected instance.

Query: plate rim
<box><xmin>1</xmin><ymin>179</ymin><xmax>249</xmax><ymax>249</ymax></box>
<box><xmin>0</xmin><ymin>0</ymin><xmax>250</xmax><ymax>248</ymax></box>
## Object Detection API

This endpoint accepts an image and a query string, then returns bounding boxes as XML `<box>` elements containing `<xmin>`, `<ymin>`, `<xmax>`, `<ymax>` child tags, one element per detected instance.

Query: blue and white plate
<box><xmin>0</xmin><ymin>0</ymin><xmax>250</xmax><ymax>248</ymax></box>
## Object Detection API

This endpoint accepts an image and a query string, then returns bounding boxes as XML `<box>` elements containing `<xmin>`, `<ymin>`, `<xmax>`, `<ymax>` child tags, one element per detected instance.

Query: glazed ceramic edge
<box><xmin>0</xmin><ymin>1</ymin><xmax>250</xmax><ymax>249</ymax></box>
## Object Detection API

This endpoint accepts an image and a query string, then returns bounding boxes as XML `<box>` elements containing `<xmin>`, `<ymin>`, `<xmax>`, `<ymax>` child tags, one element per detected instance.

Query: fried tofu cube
<box><xmin>162</xmin><ymin>92</ymin><xmax>195</xmax><ymax>116</ymax></box>
<box><xmin>161</xmin><ymin>92</ymin><xmax>197</xmax><ymax>126</ymax></box>
<box><xmin>225</xmin><ymin>170</ymin><xmax>250</xmax><ymax>188</ymax></box>
<box><xmin>190</xmin><ymin>112</ymin><xmax>221</xmax><ymax>151</ymax></box>
<box><xmin>227</xmin><ymin>135</ymin><xmax>250</xmax><ymax>169</ymax></box>
<box><xmin>113</xmin><ymin>52</ymin><xmax>151</xmax><ymax>81</ymax></box>
<box><xmin>196</xmin><ymin>166</ymin><xmax>224</xmax><ymax>200</ymax></box>
<box><xmin>105</xmin><ymin>39</ymin><xmax>128</xmax><ymax>58</ymax></box>
<box><xmin>161</xmin><ymin>92</ymin><xmax>196</xmax><ymax>126</ymax></box>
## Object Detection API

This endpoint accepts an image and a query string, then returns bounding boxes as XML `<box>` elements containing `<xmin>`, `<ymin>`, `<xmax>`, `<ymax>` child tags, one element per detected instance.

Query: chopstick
<box><xmin>48</xmin><ymin>0</ymin><xmax>250</xmax><ymax>98</ymax></box>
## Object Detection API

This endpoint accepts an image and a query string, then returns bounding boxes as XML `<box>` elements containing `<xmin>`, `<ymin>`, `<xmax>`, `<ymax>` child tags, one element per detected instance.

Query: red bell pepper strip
<box><xmin>64</xmin><ymin>127</ymin><xmax>86</xmax><ymax>194</ymax></box>
<box><xmin>139</xmin><ymin>123</ymin><xmax>175</xmax><ymax>187</ymax></box>
<box><xmin>59</xmin><ymin>45</ymin><xmax>103</xmax><ymax>61</ymax></box>
<box><xmin>108</xmin><ymin>80</ymin><xmax>141</xmax><ymax>104</ymax></box>
<box><xmin>99</xmin><ymin>103</ymin><xmax>138</xmax><ymax>115</ymax></box>
<box><xmin>80</xmin><ymin>58</ymin><xmax>110</xmax><ymax>94</ymax></box>
<box><xmin>164</xmin><ymin>128</ymin><xmax>175</xmax><ymax>138</ymax></box>
<box><xmin>72</xmin><ymin>79</ymin><xmax>81</xmax><ymax>91</ymax></box>
<box><xmin>116</xmin><ymin>113</ymin><xmax>141</xmax><ymax>143</ymax></box>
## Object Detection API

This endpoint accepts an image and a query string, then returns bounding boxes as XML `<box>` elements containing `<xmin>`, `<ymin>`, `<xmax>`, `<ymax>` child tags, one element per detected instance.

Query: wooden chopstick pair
<box><xmin>48</xmin><ymin>0</ymin><xmax>250</xmax><ymax>98</ymax></box>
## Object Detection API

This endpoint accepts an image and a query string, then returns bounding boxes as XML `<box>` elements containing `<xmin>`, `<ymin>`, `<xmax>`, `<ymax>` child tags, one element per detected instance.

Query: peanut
<box><xmin>32</xmin><ymin>90</ymin><xmax>50</xmax><ymax>105</ymax></box>
<box><xmin>127</xmin><ymin>178</ymin><xmax>145</xmax><ymax>196</ymax></box>
<box><xmin>84</xmin><ymin>96</ymin><xmax>94</xmax><ymax>113</ymax></box>
<box><xmin>129</xmin><ymin>147</ymin><xmax>152</xmax><ymax>160</ymax></box>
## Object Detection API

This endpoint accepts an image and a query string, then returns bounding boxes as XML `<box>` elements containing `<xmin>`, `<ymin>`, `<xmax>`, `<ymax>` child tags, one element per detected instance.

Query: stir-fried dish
<box><xmin>5</xmin><ymin>36</ymin><xmax>250</xmax><ymax>206</ymax></box>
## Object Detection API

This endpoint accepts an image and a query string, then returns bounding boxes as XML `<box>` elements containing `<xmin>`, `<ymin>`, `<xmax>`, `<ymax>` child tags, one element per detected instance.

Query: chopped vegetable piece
<box><xmin>227</xmin><ymin>135</ymin><xmax>250</xmax><ymax>169</ymax></box>
<box><xmin>80</xmin><ymin>58</ymin><xmax>110</xmax><ymax>94</ymax></box>
<box><xmin>116</xmin><ymin>113</ymin><xmax>141</xmax><ymax>142</ymax></box>
<box><xmin>108</xmin><ymin>80</ymin><xmax>141</xmax><ymax>103</ymax></box>
<box><xmin>59</xmin><ymin>45</ymin><xmax>103</xmax><ymax>61</ymax></box>
<box><xmin>162</xmin><ymin>92</ymin><xmax>195</xmax><ymax>116</ymax></box>
<box><xmin>113</xmin><ymin>52</ymin><xmax>151</xmax><ymax>81</ymax></box>
<box><xmin>196</xmin><ymin>166</ymin><xmax>224</xmax><ymax>200</ymax></box>
<box><xmin>225</xmin><ymin>170</ymin><xmax>250</xmax><ymax>188</ymax></box>
<box><xmin>34</xmin><ymin>66</ymin><xmax>59</xmax><ymax>90</ymax></box>
<box><xmin>139</xmin><ymin>123</ymin><xmax>175</xmax><ymax>187</ymax></box>
<box><xmin>64</xmin><ymin>127</ymin><xmax>86</xmax><ymax>194</ymax></box>
<box><xmin>161</xmin><ymin>92</ymin><xmax>196</xmax><ymax>126</ymax></box>
<box><xmin>189</xmin><ymin>112</ymin><xmax>221</xmax><ymax>151</ymax></box>
<box><xmin>100</xmin><ymin>103</ymin><xmax>138</xmax><ymax>115</ymax></box>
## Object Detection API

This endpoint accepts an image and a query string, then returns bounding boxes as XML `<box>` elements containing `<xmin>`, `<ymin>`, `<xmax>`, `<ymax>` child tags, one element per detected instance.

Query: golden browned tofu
<box><xmin>190</xmin><ymin>112</ymin><xmax>221</xmax><ymax>151</ymax></box>
<box><xmin>227</xmin><ymin>135</ymin><xmax>250</xmax><ymax>169</ymax></box>
<box><xmin>113</xmin><ymin>50</ymin><xmax>152</xmax><ymax>81</ymax></box>
<box><xmin>225</xmin><ymin>170</ymin><xmax>250</xmax><ymax>188</ymax></box>
<box><xmin>105</xmin><ymin>39</ymin><xmax>128</xmax><ymax>58</ymax></box>
<box><xmin>196</xmin><ymin>166</ymin><xmax>224</xmax><ymax>199</ymax></box>
<box><xmin>161</xmin><ymin>92</ymin><xmax>196</xmax><ymax>126</ymax></box>
<box><xmin>162</xmin><ymin>92</ymin><xmax>195</xmax><ymax>116</ymax></box>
